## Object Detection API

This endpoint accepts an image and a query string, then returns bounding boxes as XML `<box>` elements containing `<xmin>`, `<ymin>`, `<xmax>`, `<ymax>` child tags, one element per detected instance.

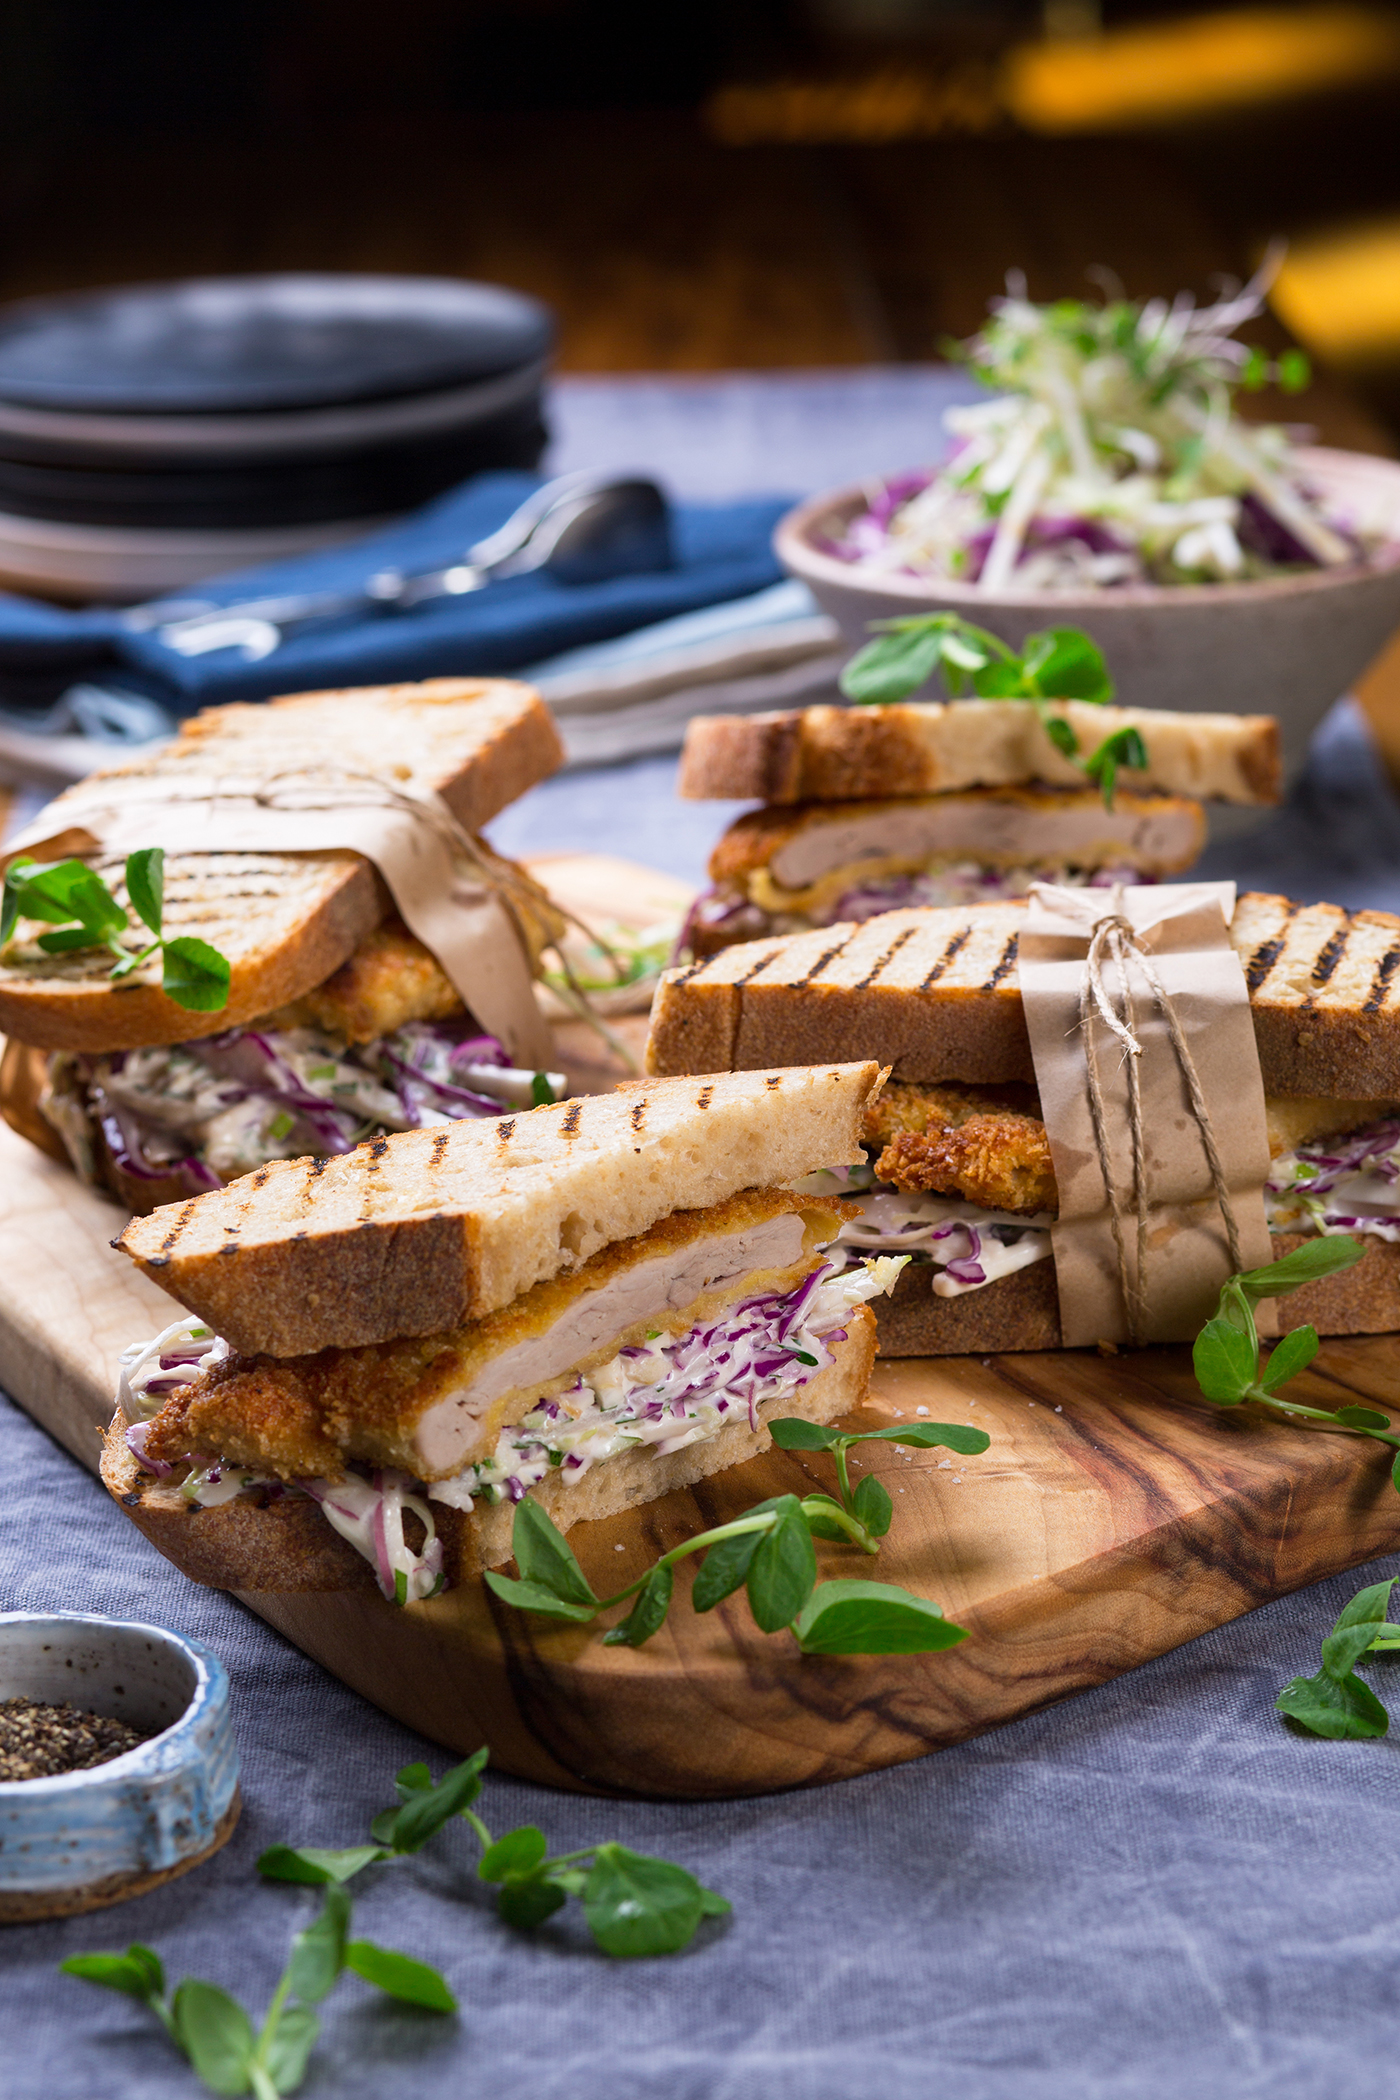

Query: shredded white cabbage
<box><xmin>831</xmin><ymin>271</ymin><xmax>1363</xmax><ymax>591</ymax></box>
<box><xmin>430</xmin><ymin>1259</ymin><xmax>903</xmax><ymax>1511</ymax></box>
<box><xmin>1266</xmin><ymin>1120</ymin><xmax>1400</xmax><ymax>1242</ymax></box>
<box><xmin>116</xmin><ymin>1259</ymin><xmax>903</xmax><ymax>1601</ymax></box>
<box><xmin>830</xmin><ymin>1188</ymin><xmax>1053</xmax><ymax>1297</ymax></box>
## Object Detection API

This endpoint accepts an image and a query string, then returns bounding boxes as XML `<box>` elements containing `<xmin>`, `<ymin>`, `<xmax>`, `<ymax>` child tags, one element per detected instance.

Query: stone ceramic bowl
<box><xmin>0</xmin><ymin>1613</ymin><xmax>240</xmax><ymax>1921</ymax></box>
<box><xmin>776</xmin><ymin>444</ymin><xmax>1400</xmax><ymax>786</ymax></box>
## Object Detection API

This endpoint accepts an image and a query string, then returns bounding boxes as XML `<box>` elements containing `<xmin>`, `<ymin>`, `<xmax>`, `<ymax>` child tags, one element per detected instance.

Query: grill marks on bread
<box><xmin>118</xmin><ymin>1063</ymin><xmax>884</xmax><ymax>1357</ymax></box>
<box><xmin>647</xmin><ymin>894</ymin><xmax>1400</xmax><ymax>1101</ymax></box>
<box><xmin>0</xmin><ymin>676</ymin><xmax>561</xmax><ymax>1054</ymax></box>
<box><xmin>0</xmin><ymin>851</ymin><xmax>384</xmax><ymax>1052</ymax></box>
<box><xmin>141</xmin><ymin>1187</ymin><xmax>844</xmax><ymax>1482</ymax></box>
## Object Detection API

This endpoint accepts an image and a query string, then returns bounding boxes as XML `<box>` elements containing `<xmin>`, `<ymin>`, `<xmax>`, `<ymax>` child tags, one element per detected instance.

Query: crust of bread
<box><xmin>873</xmin><ymin>1235</ymin><xmax>1400</xmax><ymax>1354</ymax></box>
<box><xmin>678</xmin><ymin>700</ymin><xmax>1280</xmax><ymax>806</ymax></box>
<box><xmin>101</xmin><ymin>1312</ymin><xmax>877</xmax><ymax>1590</ymax></box>
<box><xmin>0</xmin><ymin>852</ymin><xmax>387</xmax><ymax>1054</ymax></box>
<box><xmin>117</xmin><ymin>1063</ymin><xmax>884</xmax><ymax>1357</ymax></box>
<box><xmin>0</xmin><ymin>1038</ymin><xmax>69</xmax><ymax>1166</ymax></box>
<box><xmin>0</xmin><ymin>679</ymin><xmax>563</xmax><ymax>1054</ymax></box>
<box><xmin>647</xmin><ymin>894</ymin><xmax>1400</xmax><ymax>1102</ymax></box>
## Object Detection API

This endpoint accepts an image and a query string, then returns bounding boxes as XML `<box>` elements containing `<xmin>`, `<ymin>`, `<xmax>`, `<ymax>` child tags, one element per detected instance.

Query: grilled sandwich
<box><xmin>646</xmin><ymin>896</ymin><xmax>1400</xmax><ymax>1353</ymax></box>
<box><xmin>101</xmin><ymin>1063</ymin><xmax>895</xmax><ymax>1599</ymax></box>
<box><xmin>676</xmin><ymin>698</ymin><xmax>1279</xmax><ymax>958</ymax></box>
<box><xmin>0</xmin><ymin>678</ymin><xmax>567</xmax><ymax>1212</ymax></box>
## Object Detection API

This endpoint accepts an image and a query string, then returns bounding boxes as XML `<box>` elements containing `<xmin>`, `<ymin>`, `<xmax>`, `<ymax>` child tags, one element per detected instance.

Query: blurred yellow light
<box><xmin>1272</xmin><ymin>220</ymin><xmax>1400</xmax><ymax>365</ymax></box>
<box><xmin>1005</xmin><ymin>5</ymin><xmax>1400</xmax><ymax>132</ymax></box>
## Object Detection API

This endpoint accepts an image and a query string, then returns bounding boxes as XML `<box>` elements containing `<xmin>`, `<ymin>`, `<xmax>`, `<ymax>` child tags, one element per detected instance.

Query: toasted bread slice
<box><xmin>101</xmin><ymin>1312</ymin><xmax>877</xmax><ymax>1586</ymax></box>
<box><xmin>141</xmin><ymin>1189</ymin><xmax>844</xmax><ymax>1481</ymax></box>
<box><xmin>0</xmin><ymin>678</ymin><xmax>563</xmax><ymax>1054</ymax></box>
<box><xmin>118</xmin><ymin>1063</ymin><xmax>883</xmax><ymax>1357</ymax></box>
<box><xmin>647</xmin><ymin>895</ymin><xmax>1400</xmax><ymax>1101</ymax></box>
<box><xmin>679</xmin><ymin>699</ymin><xmax>1280</xmax><ymax>805</ymax></box>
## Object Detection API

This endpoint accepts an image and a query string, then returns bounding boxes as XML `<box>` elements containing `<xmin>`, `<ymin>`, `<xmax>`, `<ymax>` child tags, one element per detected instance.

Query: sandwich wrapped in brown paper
<box><xmin>1019</xmin><ymin>881</ymin><xmax>1274</xmax><ymax>1347</ymax></box>
<box><xmin>7</xmin><ymin>769</ymin><xmax>554</xmax><ymax>1067</ymax></box>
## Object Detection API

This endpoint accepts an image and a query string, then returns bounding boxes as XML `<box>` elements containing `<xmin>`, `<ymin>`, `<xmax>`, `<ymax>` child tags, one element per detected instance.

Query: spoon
<box><xmin>131</xmin><ymin>473</ymin><xmax>673</xmax><ymax>661</ymax></box>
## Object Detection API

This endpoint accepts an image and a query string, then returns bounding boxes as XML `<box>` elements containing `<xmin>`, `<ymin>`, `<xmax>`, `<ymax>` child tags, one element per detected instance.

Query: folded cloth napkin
<box><xmin>0</xmin><ymin>472</ymin><xmax>790</xmax><ymax>714</ymax></box>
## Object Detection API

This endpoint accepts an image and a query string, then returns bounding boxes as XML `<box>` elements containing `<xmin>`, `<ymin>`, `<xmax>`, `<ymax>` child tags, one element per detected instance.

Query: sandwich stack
<box><xmin>676</xmin><ymin>695</ymin><xmax>1280</xmax><ymax>956</ymax></box>
<box><xmin>0</xmin><ymin>677</ymin><xmax>567</xmax><ymax>1212</ymax></box>
<box><xmin>647</xmin><ymin>893</ymin><xmax>1400</xmax><ymax>1352</ymax></box>
<box><xmin>100</xmin><ymin>1064</ymin><xmax>889</xmax><ymax>1601</ymax></box>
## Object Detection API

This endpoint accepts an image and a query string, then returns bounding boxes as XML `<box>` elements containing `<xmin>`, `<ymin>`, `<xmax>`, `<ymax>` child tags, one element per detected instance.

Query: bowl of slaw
<box><xmin>775</xmin><ymin>274</ymin><xmax>1400</xmax><ymax>784</ymax></box>
<box><xmin>779</xmin><ymin>445</ymin><xmax>1400</xmax><ymax>788</ymax></box>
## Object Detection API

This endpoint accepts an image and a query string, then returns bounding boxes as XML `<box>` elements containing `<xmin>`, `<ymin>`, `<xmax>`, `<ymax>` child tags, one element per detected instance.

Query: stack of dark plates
<box><xmin>0</xmin><ymin>274</ymin><xmax>553</xmax><ymax>601</ymax></box>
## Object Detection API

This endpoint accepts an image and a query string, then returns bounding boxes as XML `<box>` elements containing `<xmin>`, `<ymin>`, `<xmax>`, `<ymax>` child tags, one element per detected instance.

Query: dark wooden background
<box><xmin>4</xmin><ymin>0</ymin><xmax>1400</xmax><ymax>748</ymax></box>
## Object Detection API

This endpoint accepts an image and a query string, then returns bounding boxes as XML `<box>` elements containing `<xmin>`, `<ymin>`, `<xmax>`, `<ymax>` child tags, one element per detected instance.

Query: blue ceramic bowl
<box><xmin>0</xmin><ymin>1613</ymin><xmax>240</xmax><ymax>1921</ymax></box>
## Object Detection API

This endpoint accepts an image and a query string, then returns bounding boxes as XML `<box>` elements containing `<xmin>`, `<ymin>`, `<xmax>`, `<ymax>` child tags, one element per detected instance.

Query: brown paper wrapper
<box><xmin>1019</xmin><ymin>881</ymin><xmax>1274</xmax><ymax>1347</ymax></box>
<box><xmin>7</xmin><ymin>770</ymin><xmax>554</xmax><ymax>1068</ymax></box>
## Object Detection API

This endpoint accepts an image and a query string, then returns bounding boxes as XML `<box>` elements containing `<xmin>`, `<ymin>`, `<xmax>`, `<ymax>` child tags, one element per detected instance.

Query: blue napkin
<box><xmin>0</xmin><ymin>473</ymin><xmax>790</xmax><ymax>714</ymax></box>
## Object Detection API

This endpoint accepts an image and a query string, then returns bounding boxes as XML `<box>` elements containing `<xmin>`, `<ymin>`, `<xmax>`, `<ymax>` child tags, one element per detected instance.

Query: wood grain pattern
<box><xmin>5</xmin><ymin>1115</ymin><xmax>1400</xmax><ymax>1798</ymax></box>
<box><xmin>4</xmin><ymin>854</ymin><xmax>1400</xmax><ymax>1799</ymax></box>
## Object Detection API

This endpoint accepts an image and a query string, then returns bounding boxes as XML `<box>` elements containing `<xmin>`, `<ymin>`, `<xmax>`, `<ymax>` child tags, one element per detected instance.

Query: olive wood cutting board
<box><xmin>4</xmin><ymin>854</ymin><xmax>1400</xmax><ymax>1798</ymax></box>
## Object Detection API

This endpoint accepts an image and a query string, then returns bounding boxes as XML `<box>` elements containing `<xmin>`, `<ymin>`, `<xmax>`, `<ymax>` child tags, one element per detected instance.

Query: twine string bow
<box><xmin>1078</xmin><ymin>890</ymin><xmax>1245</xmax><ymax>1344</ymax></box>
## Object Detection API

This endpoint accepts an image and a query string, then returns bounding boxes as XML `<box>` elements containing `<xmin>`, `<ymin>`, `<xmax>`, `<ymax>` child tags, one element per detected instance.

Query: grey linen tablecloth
<box><xmin>8</xmin><ymin>370</ymin><xmax>1400</xmax><ymax>2097</ymax></box>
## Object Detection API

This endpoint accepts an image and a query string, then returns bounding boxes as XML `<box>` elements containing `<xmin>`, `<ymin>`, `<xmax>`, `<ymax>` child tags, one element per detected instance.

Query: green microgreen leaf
<box><xmin>1260</xmin><ymin>1324</ymin><xmax>1320</xmax><ymax>1391</ymax></box>
<box><xmin>344</xmin><ymin>1941</ymin><xmax>456</xmax><ymax>2013</ymax></box>
<box><xmin>284</xmin><ymin>1886</ymin><xmax>350</xmax><ymax>2005</ymax></box>
<box><xmin>257</xmin><ymin>1844</ymin><xmax>388</xmax><ymax>1886</ymax></box>
<box><xmin>801</xmin><ymin>1492</ymin><xmax>858</xmax><ymax>1543</ymax></box>
<box><xmin>124</xmin><ymin>846</ymin><xmax>165</xmax><ymax>937</ymax></box>
<box><xmin>384</xmin><ymin>1748</ymin><xmax>488</xmax><ymax>1855</ymax></box>
<box><xmin>171</xmin><ymin>1980</ymin><xmax>257</xmax><ymax>2096</ymax></box>
<box><xmin>1041</xmin><ymin>712</ymin><xmax>1080</xmax><ymax>760</ymax></box>
<box><xmin>1193</xmin><ymin>1315</ymin><xmax>1258</xmax><ymax>1403</ymax></box>
<box><xmin>852</xmin><ymin>1472</ymin><xmax>894</xmax><ymax>1537</ymax></box>
<box><xmin>37</xmin><ymin>924</ymin><xmax>107</xmax><ymax>953</ymax></box>
<box><xmin>1022</xmin><ymin>624</ymin><xmax>1114</xmax><ymax>702</ymax></box>
<box><xmin>690</xmin><ymin>1523</ymin><xmax>766</xmax><ymax>1611</ymax></box>
<box><xmin>393</xmin><ymin>1761</ymin><xmax>433</xmax><ymax>1798</ymax></box>
<box><xmin>602</xmin><ymin>1561</ymin><xmax>674</xmax><ymax>1647</ymax></box>
<box><xmin>530</xmin><ymin>1071</ymin><xmax>554</xmax><ymax>1106</ymax></box>
<box><xmin>1083</xmin><ymin>724</ymin><xmax>1148</xmax><ymax>807</ymax></box>
<box><xmin>1335</xmin><ymin>1405</ymin><xmax>1394</xmax><ymax>1431</ymax></box>
<box><xmin>61</xmin><ymin>1947</ymin><xmax>166</xmax><ymax>2000</ymax></box>
<box><xmin>0</xmin><ymin>858</ymin><xmax>30</xmax><ymax>943</ymax></box>
<box><xmin>509</xmin><ymin>1499</ymin><xmax>600</xmax><ymax>1609</ymax></box>
<box><xmin>262</xmin><ymin>2005</ymin><xmax>319</xmax><ymax>2096</ymax></box>
<box><xmin>848</xmin><ymin>1421</ymin><xmax>991</xmax><ymax>1454</ymax></box>
<box><xmin>969</xmin><ymin>656</ymin><xmax>1026</xmax><ymax>697</ymax></box>
<box><xmin>793</xmin><ymin>1579</ymin><xmax>970</xmax><ymax>1655</ymax></box>
<box><xmin>478</xmin><ymin>1826</ymin><xmax>549</xmax><ymax>1881</ymax></box>
<box><xmin>498</xmin><ymin>1877</ymin><xmax>570</xmax><ymax>1930</ymax></box>
<box><xmin>483</xmin><ymin>1573</ymin><xmax>599</xmax><ymax>1622</ymax></box>
<box><xmin>582</xmin><ymin>1845</ymin><xmax>713</xmax><ymax>1958</ymax></box>
<box><xmin>1321</xmin><ymin>1578</ymin><xmax>1398</xmax><ymax>1679</ymax></box>
<box><xmin>1276</xmin><ymin>1577</ymin><xmax>1400</xmax><ymax>1738</ymax></box>
<box><xmin>1233</xmin><ymin>1235</ymin><xmax>1366</xmax><ymax>1299</ymax></box>
<box><xmin>161</xmin><ymin>935</ymin><xmax>232</xmax><ymax>1013</ymax></box>
<box><xmin>1277</xmin><ymin>347</ymin><xmax>1311</xmax><ymax>394</ymax></box>
<box><xmin>744</xmin><ymin>1494</ymin><xmax>817</xmax><ymax>1631</ymax></box>
<box><xmin>840</xmin><ymin>624</ymin><xmax>952</xmax><ymax>705</ymax></box>
<box><xmin>1276</xmin><ymin>1669</ymin><xmax>1390</xmax><ymax>1739</ymax></box>
<box><xmin>4</xmin><ymin>857</ymin><xmax>105</xmax><ymax>925</ymax></box>
<box><xmin>768</xmin><ymin>1417</ymin><xmax>841</xmax><ymax>1451</ymax></box>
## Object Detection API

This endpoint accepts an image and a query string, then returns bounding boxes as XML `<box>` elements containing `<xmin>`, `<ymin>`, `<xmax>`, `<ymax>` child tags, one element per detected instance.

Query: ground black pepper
<box><xmin>0</xmin><ymin>1696</ymin><xmax>148</xmax><ymax>1781</ymax></box>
